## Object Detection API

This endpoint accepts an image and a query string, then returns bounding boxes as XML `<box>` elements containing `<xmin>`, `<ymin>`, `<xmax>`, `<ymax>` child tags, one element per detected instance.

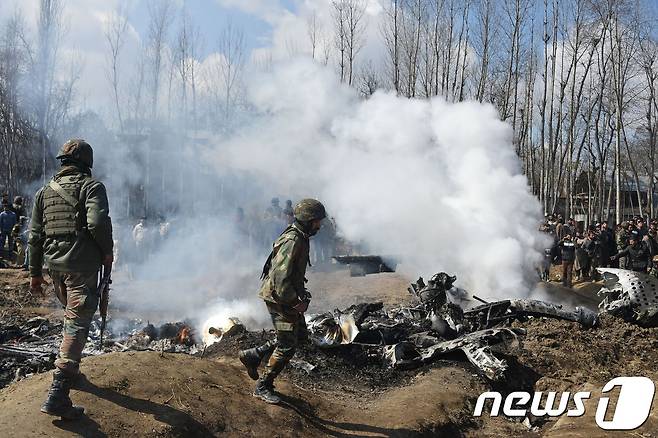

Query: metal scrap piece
<box><xmin>289</xmin><ymin>358</ymin><xmax>317</xmax><ymax>374</ymax></box>
<box><xmin>382</xmin><ymin>328</ymin><xmax>525</xmax><ymax>380</ymax></box>
<box><xmin>463</xmin><ymin>299</ymin><xmax>598</xmax><ymax>330</ymax></box>
<box><xmin>332</xmin><ymin>255</ymin><xmax>397</xmax><ymax>276</ymax></box>
<box><xmin>596</xmin><ymin>268</ymin><xmax>658</xmax><ymax>327</ymax></box>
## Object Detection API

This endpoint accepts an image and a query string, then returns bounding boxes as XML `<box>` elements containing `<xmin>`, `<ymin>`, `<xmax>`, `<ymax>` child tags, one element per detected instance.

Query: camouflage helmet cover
<box><xmin>294</xmin><ymin>199</ymin><xmax>326</xmax><ymax>222</ymax></box>
<box><xmin>56</xmin><ymin>139</ymin><xmax>94</xmax><ymax>168</ymax></box>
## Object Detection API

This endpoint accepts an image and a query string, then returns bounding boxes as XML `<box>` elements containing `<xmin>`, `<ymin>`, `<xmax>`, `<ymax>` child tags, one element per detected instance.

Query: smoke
<box><xmin>111</xmin><ymin>215</ymin><xmax>271</xmax><ymax>330</ymax></box>
<box><xmin>4</xmin><ymin>2</ymin><xmax>548</xmax><ymax>331</ymax></box>
<box><xmin>105</xmin><ymin>58</ymin><xmax>548</xmax><ymax>336</ymax></box>
<box><xmin>206</xmin><ymin>59</ymin><xmax>547</xmax><ymax>300</ymax></box>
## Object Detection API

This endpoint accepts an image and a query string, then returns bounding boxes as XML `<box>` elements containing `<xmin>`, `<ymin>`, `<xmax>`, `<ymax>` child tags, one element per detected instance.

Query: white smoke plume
<box><xmin>114</xmin><ymin>59</ymin><xmax>547</xmax><ymax>334</ymax></box>
<box><xmin>206</xmin><ymin>59</ymin><xmax>547</xmax><ymax>300</ymax></box>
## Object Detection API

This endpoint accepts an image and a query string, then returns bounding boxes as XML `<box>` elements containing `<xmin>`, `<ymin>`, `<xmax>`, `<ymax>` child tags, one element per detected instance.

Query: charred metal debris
<box><xmin>332</xmin><ymin>255</ymin><xmax>397</xmax><ymax>277</ymax></box>
<box><xmin>307</xmin><ymin>272</ymin><xmax>598</xmax><ymax>381</ymax></box>
<box><xmin>597</xmin><ymin>268</ymin><xmax>658</xmax><ymax>327</ymax></box>
<box><xmin>0</xmin><ymin>316</ymin><xmax>203</xmax><ymax>388</ymax></box>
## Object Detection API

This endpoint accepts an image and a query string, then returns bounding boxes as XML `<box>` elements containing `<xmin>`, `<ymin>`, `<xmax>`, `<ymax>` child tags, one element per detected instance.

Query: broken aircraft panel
<box><xmin>386</xmin><ymin>328</ymin><xmax>525</xmax><ymax>381</ymax></box>
<box><xmin>596</xmin><ymin>268</ymin><xmax>658</xmax><ymax>327</ymax></box>
<box><xmin>462</xmin><ymin>299</ymin><xmax>599</xmax><ymax>331</ymax></box>
<box><xmin>306</xmin><ymin>272</ymin><xmax>598</xmax><ymax>381</ymax></box>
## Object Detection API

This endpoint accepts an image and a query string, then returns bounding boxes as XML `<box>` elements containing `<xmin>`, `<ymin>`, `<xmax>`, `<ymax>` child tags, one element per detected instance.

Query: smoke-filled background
<box><xmin>5</xmin><ymin>0</ymin><xmax>654</xmax><ymax>329</ymax></box>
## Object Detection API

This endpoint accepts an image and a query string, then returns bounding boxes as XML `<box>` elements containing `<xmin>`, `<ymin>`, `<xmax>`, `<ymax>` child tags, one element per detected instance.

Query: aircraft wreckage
<box><xmin>596</xmin><ymin>268</ymin><xmax>658</xmax><ymax>327</ymax></box>
<box><xmin>307</xmin><ymin>272</ymin><xmax>598</xmax><ymax>381</ymax></box>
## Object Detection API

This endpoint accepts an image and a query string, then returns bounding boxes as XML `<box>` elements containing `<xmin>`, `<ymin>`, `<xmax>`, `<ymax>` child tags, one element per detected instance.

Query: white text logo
<box><xmin>474</xmin><ymin>377</ymin><xmax>655</xmax><ymax>431</ymax></box>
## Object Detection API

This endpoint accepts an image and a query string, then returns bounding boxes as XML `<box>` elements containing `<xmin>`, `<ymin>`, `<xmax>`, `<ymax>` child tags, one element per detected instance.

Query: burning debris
<box><xmin>304</xmin><ymin>272</ymin><xmax>596</xmax><ymax>381</ymax></box>
<box><xmin>111</xmin><ymin>320</ymin><xmax>200</xmax><ymax>353</ymax></box>
<box><xmin>597</xmin><ymin>268</ymin><xmax>658</xmax><ymax>327</ymax></box>
<box><xmin>0</xmin><ymin>315</ymin><xmax>203</xmax><ymax>388</ymax></box>
<box><xmin>0</xmin><ymin>316</ymin><xmax>60</xmax><ymax>387</ymax></box>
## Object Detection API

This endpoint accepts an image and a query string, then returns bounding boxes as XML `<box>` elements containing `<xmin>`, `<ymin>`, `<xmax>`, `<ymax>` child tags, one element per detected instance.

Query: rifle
<box><xmin>97</xmin><ymin>265</ymin><xmax>112</xmax><ymax>346</ymax></box>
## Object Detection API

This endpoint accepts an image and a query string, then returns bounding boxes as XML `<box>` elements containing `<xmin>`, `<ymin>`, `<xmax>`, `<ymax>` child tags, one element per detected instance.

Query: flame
<box><xmin>202</xmin><ymin>316</ymin><xmax>243</xmax><ymax>346</ymax></box>
<box><xmin>176</xmin><ymin>326</ymin><xmax>192</xmax><ymax>344</ymax></box>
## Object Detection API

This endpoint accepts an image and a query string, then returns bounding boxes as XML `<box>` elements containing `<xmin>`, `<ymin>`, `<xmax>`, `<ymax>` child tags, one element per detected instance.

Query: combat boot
<box><xmin>40</xmin><ymin>369</ymin><xmax>84</xmax><ymax>420</ymax></box>
<box><xmin>253</xmin><ymin>378</ymin><xmax>281</xmax><ymax>404</ymax></box>
<box><xmin>239</xmin><ymin>340</ymin><xmax>276</xmax><ymax>380</ymax></box>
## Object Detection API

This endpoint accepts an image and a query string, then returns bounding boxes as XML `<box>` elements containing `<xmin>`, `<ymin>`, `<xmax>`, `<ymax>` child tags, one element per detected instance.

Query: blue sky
<box><xmin>127</xmin><ymin>0</ymin><xmax>298</xmax><ymax>58</ymax></box>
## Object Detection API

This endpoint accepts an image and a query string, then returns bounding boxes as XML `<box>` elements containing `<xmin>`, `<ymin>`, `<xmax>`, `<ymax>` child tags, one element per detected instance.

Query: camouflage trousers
<box><xmin>51</xmin><ymin>271</ymin><xmax>99</xmax><ymax>375</ymax></box>
<box><xmin>264</xmin><ymin>302</ymin><xmax>308</xmax><ymax>381</ymax></box>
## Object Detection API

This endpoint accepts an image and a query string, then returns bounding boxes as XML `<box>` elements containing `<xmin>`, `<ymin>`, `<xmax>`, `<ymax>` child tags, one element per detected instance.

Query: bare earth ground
<box><xmin>0</xmin><ymin>267</ymin><xmax>657</xmax><ymax>437</ymax></box>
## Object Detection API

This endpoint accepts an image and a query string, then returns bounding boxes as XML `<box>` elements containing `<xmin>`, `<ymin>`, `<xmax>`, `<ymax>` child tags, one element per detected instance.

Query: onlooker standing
<box><xmin>0</xmin><ymin>202</ymin><xmax>17</xmax><ymax>256</ymax></box>
<box><xmin>283</xmin><ymin>200</ymin><xmax>294</xmax><ymax>225</ymax></box>
<box><xmin>11</xmin><ymin>196</ymin><xmax>26</xmax><ymax>221</ymax></box>
<box><xmin>616</xmin><ymin>222</ymin><xmax>629</xmax><ymax>269</ymax></box>
<box><xmin>558</xmin><ymin>234</ymin><xmax>576</xmax><ymax>288</ymax></box>
<box><xmin>611</xmin><ymin>231</ymin><xmax>651</xmax><ymax>273</ymax></box>
<box><xmin>598</xmin><ymin>221</ymin><xmax>615</xmax><ymax>267</ymax></box>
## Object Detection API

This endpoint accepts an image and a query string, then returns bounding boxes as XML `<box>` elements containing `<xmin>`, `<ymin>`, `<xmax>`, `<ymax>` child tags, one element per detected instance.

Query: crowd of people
<box><xmin>539</xmin><ymin>214</ymin><xmax>658</xmax><ymax>288</ymax></box>
<box><xmin>19</xmin><ymin>184</ymin><xmax>658</xmax><ymax>289</ymax></box>
<box><xmin>0</xmin><ymin>193</ymin><xmax>29</xmax><ymax>269</ymax></box>
<box><xmin>234</xmin><ymin>197</ymin><xmax>339</xmax><ymax>265</ymax></box>
<box><xmin>123</xmin><ymin>197</ymin><xmax>340</xmax><ymax>269</ymax></box>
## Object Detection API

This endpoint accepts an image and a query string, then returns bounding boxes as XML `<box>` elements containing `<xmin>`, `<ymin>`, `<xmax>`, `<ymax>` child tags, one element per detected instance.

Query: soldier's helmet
<box><xmin>56</xmin><ymin>139</ymin><xmax>94</xmax><ymax>168</ymax></box>
<box><xmin>294</xmin><ymin>199</ymin><xmax>326</xmax><ymax>222</ymax></box>
<box><xmin>271</xmin><ymin>197</ymin><xmax>280</xmax><ymax>206</ymax></box>
<box><xmin>13</xmin><ymin>196</ymin><xmax>22</xmax><ymax>205</ymax></box>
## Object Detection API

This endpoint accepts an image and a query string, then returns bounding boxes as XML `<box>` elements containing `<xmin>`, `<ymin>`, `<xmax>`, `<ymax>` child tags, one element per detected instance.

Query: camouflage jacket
<box><xmin>29</xmin><ymin>166</ymin><xmax>113</xmax><ymax>277</ymax></box>
<box><xmin>258</xmin><ymin>223</ymin><xmax>310</xmax><ymax>307</ymax></box>
<box><xmin>616</xmin><ymin>230</ymin><xmax>628</xmax><ymax>251</ymax></box>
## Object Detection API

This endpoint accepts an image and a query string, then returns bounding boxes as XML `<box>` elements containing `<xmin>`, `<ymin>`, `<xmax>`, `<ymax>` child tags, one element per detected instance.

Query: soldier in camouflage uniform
<box><xmin>649</xmin><ymin>255</ymin><xmax>658</xmax><ymax>278</ymax></box>
<box><xmin>615</xmin><ymin>222</ymin><xmax>629</xmax><ymax>269</ymax></box>
<box><xmin>29</xmin><ymin>139</ymin><xmax>113</xmax><ymax>419</ymax></box>
<box><xmin>239</xmin><ymin>199</ymin><xmax>326</xmax><ymax>404</ymax></box>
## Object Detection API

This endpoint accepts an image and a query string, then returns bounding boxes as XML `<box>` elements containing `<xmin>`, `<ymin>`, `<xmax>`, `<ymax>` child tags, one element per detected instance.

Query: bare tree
<box><xmin>307</xmin><ymin>11</ymin><xmax>321</xmax><ymax>60</ymax></box>
<box><xmin>175</xmin><ymin>8</ymin><xmax>202</xmax><ymax>131</ymax></box>
<box><xmin>0</xmin><ymin>11</ymin><xmax>39</xmax><ymax>193</ymax></box>
<box><xmin>638</xmin><ymin>36</ymin><xmax>658</xmax><ymax>217</ymax></box>
<box><xmin>34</xmin><ymin>0</ymin><xmax>64</xmax><ymax>183</ymax></box>
<box><xmin>216</xmin><ymin>21</ymin><xmax>245</xmax><ymax>127</ymax></box>
<box><xmin>333</xmin><ymin>0</ymin><xmax>367</xmax><ymax>85</ymax></box>
<box><xmin>358</xmin><ymin>59</ymin><xmax>381</xmax><ymax>97</ymax></box>
<box><xmin>146</xmin><ymin>0</ymin><xmax>174</xmax><ymax>121</ymax></box>
<box><xmin>333</xmin><ymin>1</ymin><xmax>348</xmax><ymax>82</ymax></box>
<box><xmin>103</xmin><ymin>3</ymin><xmax>129</xmax><ymax>132</ymax></box>
<box><xmin>381</xmin><ymin>0</ymin><xmax>402</xmax><ymax>93</ymax></box>
<box><xmin>475</xmin><ymin>0</ymin><xmax>495</xmax><ymax>102</ymax></box>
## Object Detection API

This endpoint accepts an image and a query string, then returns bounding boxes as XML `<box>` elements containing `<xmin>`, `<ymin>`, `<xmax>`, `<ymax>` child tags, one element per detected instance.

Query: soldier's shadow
<box><xmin>53</xmin><ymin>414</ymin><xmax>106</xmax><ymax>438</ymax></box>
<box><xmin>59</xmin><ymin>374</ymin><xmax>216</xmax><ymax>438</ymax></box>
<box><xmin>278</xmin><ymin>393</ymin><xmax>425</xmax><ymax>438</ymax></box>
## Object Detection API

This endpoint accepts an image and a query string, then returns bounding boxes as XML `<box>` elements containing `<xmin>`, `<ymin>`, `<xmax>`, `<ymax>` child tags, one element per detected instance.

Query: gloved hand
<box><xmin>293</xmin><ymin>289</ymin><xmax>312</xmax><ymax>313</ymax></box>
<box><xmin>103</xmin><ymin>254</ymin><xmax>114</xmax><ymax>271</ymax></box>
<box><xmin>293</xmin><ymin>300</ymin><xmax>309</xmax><ymax>313</ymax></box>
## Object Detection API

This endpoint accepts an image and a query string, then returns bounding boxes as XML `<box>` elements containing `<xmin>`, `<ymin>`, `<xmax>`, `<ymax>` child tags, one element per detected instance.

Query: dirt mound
<box><xmin>515</xmin><ymin>314</ymin><xmax>658</xmax><ymax>390</ymax></box>
<box><xmin>2</xmin><ymin>269</ymin><xmax>657</xmax><ymax>437</ymax></box>
<box><xmin>0</xmin><ymin>351</ymin><xmax>529</xmax><ymax>437</ymax></box>
<box><xmin>307</xmin><ymin>270</ymin><xmax>413</xmax><ymax>310</ymax></box>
